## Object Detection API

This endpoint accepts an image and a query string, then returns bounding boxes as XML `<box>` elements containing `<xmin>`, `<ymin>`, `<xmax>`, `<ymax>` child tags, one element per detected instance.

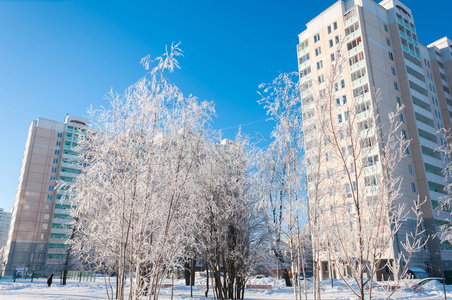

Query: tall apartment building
<box><xmin>298</xmin><ymin>0</ymin><xmax>452</xmax><ymax>280</ymax></box>
<box><xmin>0</xmin><ymin>208</ymin><xmax>12</xmax><ymax>249</ymax></box>
<box><xmin>2</xmin><ymin>115</ymin><xmax>87</xmax><ymax>274</ymax></box>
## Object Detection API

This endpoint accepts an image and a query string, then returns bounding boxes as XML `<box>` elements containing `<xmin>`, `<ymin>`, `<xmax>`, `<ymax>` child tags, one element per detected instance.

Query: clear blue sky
<box><xmin>0</xmin><ymin>0</ymin><xmax>451</xmax><ymax>211</ymax></box>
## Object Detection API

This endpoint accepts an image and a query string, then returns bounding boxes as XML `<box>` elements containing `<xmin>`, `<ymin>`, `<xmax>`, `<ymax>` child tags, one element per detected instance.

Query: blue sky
<box><xmin>0</xmin><ymin>0</ymin><xmax>451</xmax><ymax>210</ymax></box>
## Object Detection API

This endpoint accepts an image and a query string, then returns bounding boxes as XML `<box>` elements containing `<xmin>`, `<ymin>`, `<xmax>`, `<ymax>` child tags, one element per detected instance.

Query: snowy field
<box><xmin>0</xmin><ymin>276</ymin><xmax>451</xmax><ymax>299</ymax></box>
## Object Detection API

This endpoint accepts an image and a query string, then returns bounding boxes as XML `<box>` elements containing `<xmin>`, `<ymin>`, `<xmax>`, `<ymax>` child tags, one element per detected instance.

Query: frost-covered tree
<box><xmin>191</xmin><ymin>134</ymin><xmax>269</xmax><ymax>300</ymax></box>
<box><xmin>307</xmin><ymin>42</ymin><xmax>427</xmax><ymax>300</ymax></box>
<box><xmin>258</xmin><ymin>72</ymin><xmax>310</xmax><ymax>300</ymax></box>
<box><xmin>69</xmin><ymin>44</ymin><xmax>215</xmax><ymax>300</ymax></box>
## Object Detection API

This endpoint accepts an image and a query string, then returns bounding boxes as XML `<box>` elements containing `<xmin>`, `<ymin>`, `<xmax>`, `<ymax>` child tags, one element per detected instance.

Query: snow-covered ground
<box><xmin>0</xmin><ymin>276</ymin><xmax>450</xmax><ymax>299</ymax></box>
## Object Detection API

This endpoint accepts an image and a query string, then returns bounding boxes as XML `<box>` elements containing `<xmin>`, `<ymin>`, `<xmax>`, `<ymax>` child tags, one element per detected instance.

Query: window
<box><xmin>331</xmin><ymin>53</ymin><xmax>335</xmax><ymax>61</ymax></box>
<box><xmin>384</xmin><ymin>24</ymin><xmax>389</xmax><ymax>32</ymax></box>
<box><xmin>345</xmin><ymin>22</ymin><xmax>359</xmax><ymax>36</ymax></box>
<box><xmin>42</xmin><ymin>224</ymin><xmax>48</xmax><ymax>230</ymax></box>
<box><xmin>342</xmin><ymin>95</ymin><xmax>347</xmax><ymax>104</ymax></box>
<box><xmin>38</xmin><ymin>244</ymin><xmax>44</xmax><ymax>250</ymax></box>
<box><xmin>298</xmin><ymin>53</ymin><xmax>310</xmax><ymax>65</ymax></box>
<box><xmin>328</xmin><ymin>26</ymin><xmax>332</xmax><ymax>34</ymax></box>
<box><xmin>386</xmin><ymin>38</ymin><xmax>391</xmax><ymax>46</ymax></box>
<box><xmin>349</xmin><ymin>52</ymin><xmax>364</xmax><ymax>66</ymax></box>
<box><xmin>396</xmin><ymin>97</ymin><xmax>402</xmax><ymax>107</ymax></box>
<box><xmin>49</xmin><ymin>185</ymin><xmax>54</xmax><ymax>191</ymax></box>
<box><xmin>394</xmin><ymin>82</ymin><xmax>399</xmax><ymax>91</ymax></box>
<box><xmin>299</xmin><ymin>66</ymin><xmax>311</xmax><ymax>78</ymax></box>
<box><xmin>40</xmin><ymin>233</ymin><xmax>46</xmax><ymax>240</ymax></box>
<box><xmin>37</xmin><ymin>254</ymin><xmax>43</xmax><ymax>260</ymax></box>
<box><xmin>388</xmin><ymin>52</ymin><xmax>394</xmax><ymax>61</ymax></box>
<box><xmin>317</xmin><ymin>60</ymin><xmax>323</xmax><ymax>70</ymax></box>
<box><xmin>56</xmin><ymin>141</ymin><xmax>61</xmax><ymax>146</ymax></box>
<box><xmin>329</xmin><ymin>39</ymin><xmax>333</xmax><ymax>48</ymax></box>
<box><xmin>55</xmin><ymin>149</ymin><xmax>60</xmax><ymax>155</ymax></box>
<box><xmin>45</xmin><ymin>204</ymin><xmax>51</xmax><ymax>210</ymax></box>
<box><xmin>411</xmin><ymin>182</ymin><xmax>417</xmax><ymax>193</ymax></box>
<box><xmin>51</xmin><ymin>167</ymin><xmax>57</xmax><ymax>173</ymax></box>
<box><xmin>53</xmin><ymin>158</ymin><xmax>58</xmax><ymax>164</ymax></box>
<box><xmin>314</xmin><ymin>34</ymin><xmax>320</xmax><ymax>43</ymax></box>
<box><xmin>400</xmin><ymin>114</ymin><xmax>405</xmax><ymax>123</ymax></box>
<box><xmin>391</xmin><ymin>67</ymin><xmax>397</xmax><ymax>76</ymax></box>
<box><xmin>318</xmin><ymin>75</ymin><xmax>325</xmax><ymax>83</ymax></box>
<box><xmin>351</xmin><ymin>67</ymin><xmax>366</xmax><ymax>82</ymax></box>
<box><xmin>57</xmin><ymin>133</ymin><xmax>63</xmax><ymax>138</ymax></box>
<box><xmin>47</xmin><ymin>195</ymin><xmax>53</xmax><ymax>201</ymax></box>
<box><xmin>326</xmin><ymin>153</ymin><xmax>331</xmax><ymax>162</ymax></box>
<box><xmin>344</xmin><ymin>111</ymin><xmax>349</xmax><ymax>120</ymax></box>
<box><xmin>338</xmin><ymin>114</ymin><xmax>343</xmax><ymax>123</ymax></box>
<box><xmin>315</xmin><ymin>47</ymin><xmax>321</xmax><ymax>56</ymax></box>
<box><xmin>333</xmin><ymin>22</ymin><xmax>337</xmax><ymax>30</ymax></box>
<box><xmin>327</xmin><ymin>169</ymin><xmax>334</xmax><ymax>179</ymax></box>
<box><xmin>335</xmin><ymin>35</ymin><xmax>340</xmax><ymax>44</ymax></box>
<box><xmin>341</xmin><ymin>80</ymin><xmax>345</xmax><ymax>88</ymax></box>
<box><xmin>298</xmin><ymin>39</ymin><xmax>309</xmax><ymax>52</ymax></box>
<box><xmin>347</xmin><ymin>37</ymin><xmax>362</xmax><ymax>51</ymax></box>
<box><xmin>50</xmin><ymin>176</ymin><xmax>56</xmax><ymax>182</ymax></box>
<box><xmin>408</xmin><ymin>164</ymin><xmax>414</xmax><ymax>174</ymax></box>
<box><xmin>402</xmin><ymin>129</ymin><xmax>408</xmax><ymax>139</ymax></box>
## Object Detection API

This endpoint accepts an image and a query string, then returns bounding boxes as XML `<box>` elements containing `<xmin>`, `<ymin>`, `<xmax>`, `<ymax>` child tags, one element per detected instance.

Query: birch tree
<box><xmin>69</xmin><ymin>44</ymin><xmax>214</xmax><ymax>300</ymax></box>
<box><xmin>258</xmin><ymin>72</ymin><xmax>310</xmax><ymax>300</ymax></box>
<box><xmin>307</xmin><ymin>42</ymin><xmax>427</xmax><ymax>299</ymax></box>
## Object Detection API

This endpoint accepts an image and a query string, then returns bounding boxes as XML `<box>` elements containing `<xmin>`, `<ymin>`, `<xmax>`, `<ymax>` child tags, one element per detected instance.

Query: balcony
<box><xmin>61</xmin><ymin>162</ymin><xmax>82</xmax><ymax>170</ymax></box>
<box><xmin>411</xmin><ymin>90</ymin><xmax>430</xmax><ymax>105</ymax></box>
<box><xmin>357</xmin><ymin>110</ymin><xmax>371</xmax><ymax>122</ymax></box>
<box><xmin>49</xmin><ymin>238</ymin><xmax>67</xmax><ymax>243</ymax></box>
<box><xmin>404</xmin><ymin>59</ymin><xmax>424</xmax><ymax>76</ymax></box>
<box><xmin>47</xmin><ymin>248</ymin><xmax>67</xmax><ymax>254</ymax></box>
<box><xmin>361</xmin><ymin>146</ymin><xmax>379</xmax><ymax>157</ymax></box>
<box><xmin>51</xmin><ymin>228</ymin><xmax>71</xmax><ymax>235</ymax></box>
<box><xmin>46</xmin><ymin>259</ymin><xmax>63</xmax><ymax>264</ymax></box>
<box><xmin>408</xmin><ymin>73</ymin><xmax>427</xmax><ymax>90</ymax></box>
<box><xmin>352</xmin><ymin>76</ymin><xmax>368</xmax><ymax>89</ymax></box>
<box><xmin>355</xmin><ymin>92</ymin><xmax>371</xmax><ymax>104</ymax></box>
<box><xmin>62</xmin><ymin>153</ymin><xmax>81</xmax><ymax>161</ymax></box>
<box><xmin>299</xmin><ymin>59</ymin><xmax>310</xmax><ymax>70</ymax></box>
<box><xmin>52</xmin><ymin>218</ymin><xmax>72</xmax><ymax>225</ymax></box>
<box><xmin>54</xmin><ymin>208</ymin><xmax>71</xmax><ymax>215</ymax></box>
<box><xmin>360</xmin><ymin>128</ymin><xmax>375</xmax><ymax>139</ymax></box>
<box><xmin>426</xmin><ymin>172</ymin><xmax>446</xmax><ymax>186</ymax></box>
<box><xmin>366</xmin><ymin>186</ymin><xmax>380</xmax><ymax>196</ymax></box>
<box><xmin>416</xmin><ymin>121</ymin><xmax>436</xmax><ymax>136</ymax></box>
<box><xmin>346</xmin><ymin>31</ymin><xmax>360</xmax><ymax>42</ymax></box>
<box><xmin>60</xmin><ymin>171</ymin><xmax>78</xmax><ymax>178</ymax></box>
<box><xmin>413</xmin><ymin>105</ymin><xmax>433</xmax><ymax>121</ymax></box>
<box><xmin>350</xmin><ymin>60</ymin><xmax>365</xmax><ymax>73</ymax></box>
<box><xmin>300</xmin><ymin>73</ymin><xmax>312</xmax><ymax>84</ymax></box>
<box><xmin>344</xmin><ymin>15</ymin><xmax>358</xmax><ymax>28</ymax></box>
<box><xmin>429</xmin><ymin>190</ymin><xmax>447</xmax><ymax>201</ymax></box>
<box><xmin>298</xmin><ymin>47</ymin><xmax>309</xmax><ymax>57</ymax></box>
<box><xmin>419</xmin><ymin>136</ymin><xmax>439</xmax><ymax>152</ymax></box>
<box><xmin>364</xmin><ymin>163</ymin><xmax>381</xmax><ymax>176</ymax></box>
<box><xmin>348</xmin><ymin>44</ymin><xmax>363</xmax><ymax>57</ymax></box>
<box><xmin>423</xmin><ymin>154</ymin><xmax>443</xmax><ymax>169</ymax></box>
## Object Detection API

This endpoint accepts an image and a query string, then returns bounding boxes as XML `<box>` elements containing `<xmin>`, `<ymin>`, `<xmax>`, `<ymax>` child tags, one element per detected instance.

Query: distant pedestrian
<box><xmin>47</xmin><ymin>274</ymin><xmax>54</xmax><ymax>287</ymax></box>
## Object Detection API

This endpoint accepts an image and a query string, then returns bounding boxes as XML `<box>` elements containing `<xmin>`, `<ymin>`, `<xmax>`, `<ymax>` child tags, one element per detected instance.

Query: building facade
<box><xmin>2</xmin><ymin>115</ymin><xmax>87</xmax><ymax>274</ymax></box>
<box><xmin>298</xmin><ymin>0</ymin><xmax>452</xmax><ymax>279</ymax></box>
<box><xmin>0</xmin><ymin>208</ymin><xmax>12</xmax><ymax>249</ymax></box>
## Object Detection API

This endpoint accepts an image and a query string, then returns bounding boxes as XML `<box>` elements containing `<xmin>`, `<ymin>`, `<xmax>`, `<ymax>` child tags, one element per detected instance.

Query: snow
<box><xmin>1</xmin><ymin>277</ymin><xmax>452</xmax><ymax>300</ymax></box>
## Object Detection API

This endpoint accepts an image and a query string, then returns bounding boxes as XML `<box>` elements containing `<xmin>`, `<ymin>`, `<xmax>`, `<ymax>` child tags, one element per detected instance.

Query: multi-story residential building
<box><xmin>2</xmin><ymin>115</ymin><xmax>87</xmax><ymax>275</ymax></box>
<box><xmin>0</xmin><ymin>208</ymin><xmax>12</xmax><ymax>249</ymax></box>
<box><xmin>298</xmin><ymin>0</ymin><xmax>452</xmax><ymax>280</ymax></box>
